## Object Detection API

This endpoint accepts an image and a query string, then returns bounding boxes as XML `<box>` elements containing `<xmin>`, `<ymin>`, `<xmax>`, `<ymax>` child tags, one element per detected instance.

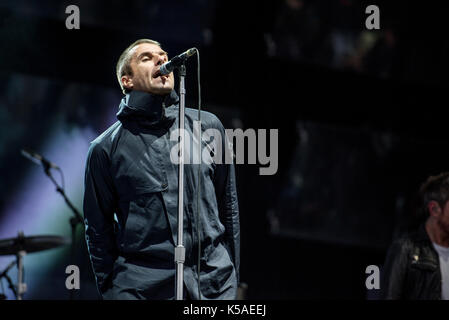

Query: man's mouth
<box><xmin>152</xmin><ymin>69</ymin><xmax>168</xmax><ymax>80</ymax></box>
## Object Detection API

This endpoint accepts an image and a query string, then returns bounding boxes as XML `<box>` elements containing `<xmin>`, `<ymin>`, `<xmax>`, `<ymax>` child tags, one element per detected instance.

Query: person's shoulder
<box><xmin>185</xmin><ymin>108</ymin><xmax>224</xmax><ymax>129</ymax></box>
<box><xmin>388</xmin><ymin>230</ymin><xmax>416</xmax><ymax>253</ymax></box>
<box><xmin>88</xmin><ymin>121</ymin><xmax>122</xmax><ymax>156</ymax></box>
<box><xmin>91</xmin><ymin>121</ymin><xmax>121</xmax><ymax>145</ymax></box>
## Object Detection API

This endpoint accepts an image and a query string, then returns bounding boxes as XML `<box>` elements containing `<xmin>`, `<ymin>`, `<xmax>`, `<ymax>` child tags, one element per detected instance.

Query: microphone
<box><xmin>21</xmin><ymin>149</ymin><xmax>60</xmax><ymax>170</ymax></box>
<box><xmin>159</xmin><ymin>48</ymin><xmax>197</xmax><ymax>75</ymax></box>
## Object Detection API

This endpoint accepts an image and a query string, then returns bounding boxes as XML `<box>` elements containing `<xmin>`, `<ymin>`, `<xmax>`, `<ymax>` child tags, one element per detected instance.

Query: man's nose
<box><xmin>156</xmin><ymin>55</ymin><xmax>166</xmax><ymax>66</ymax></box>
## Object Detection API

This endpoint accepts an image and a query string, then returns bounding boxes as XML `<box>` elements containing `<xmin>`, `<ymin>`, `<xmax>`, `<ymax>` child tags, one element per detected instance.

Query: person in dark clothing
<box><xmin>83</xmin><ymin>39</ymin><xmax>240</xmax><ymax>300</ymax></box>
<box><xmin>381</xmin><ymin>172</ymin><xmax>449</xmax><ymax>299</ymax></box>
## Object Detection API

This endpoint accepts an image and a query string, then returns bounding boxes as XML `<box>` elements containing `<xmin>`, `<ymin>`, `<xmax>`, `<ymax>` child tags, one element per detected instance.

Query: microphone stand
<box><xmin>175</xmin><ymin>63</ymin><xmax>187</xmax><ymax>300</ymax></box>
<box><xmin>42</xmin><ymin>164</ymin><xmax>84</xmax><ymax>300</ymax></box>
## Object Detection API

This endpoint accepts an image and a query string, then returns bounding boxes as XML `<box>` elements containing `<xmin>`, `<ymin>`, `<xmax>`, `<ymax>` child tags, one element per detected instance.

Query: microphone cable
<box><xmin>194</xmin><ymin>48</ymin><xmax>202</xmax><ymax>300</ymax></box>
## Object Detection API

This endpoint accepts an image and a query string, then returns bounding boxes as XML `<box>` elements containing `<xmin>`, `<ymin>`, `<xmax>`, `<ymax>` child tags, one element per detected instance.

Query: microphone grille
<box><xmin>187</xmin><ymin>48</ymin><xmax>197</xmax><ymax>57</ymax></box>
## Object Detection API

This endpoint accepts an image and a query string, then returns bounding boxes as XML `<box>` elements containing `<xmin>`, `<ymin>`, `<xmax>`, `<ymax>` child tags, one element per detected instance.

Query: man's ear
<box><xmin>121</xmin><ymin>75</ymin><xmax>133</xmax><ymax>91</ymax></box>
<box><xmin>428</xmin><ymin>200</ymin><xmax>442</xmax><ymax>217</ymax></box>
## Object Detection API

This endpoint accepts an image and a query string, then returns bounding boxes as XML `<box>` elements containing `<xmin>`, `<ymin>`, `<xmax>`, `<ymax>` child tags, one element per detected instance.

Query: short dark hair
<box><xmin>419</xmin><ymin>172</ymin><xmax>449</xmax><ymax>214</ymax></box>
<box><xmin>116</xmin><ymin>39</ymin><xmax>161</xmax><ymax>94</ymax></box>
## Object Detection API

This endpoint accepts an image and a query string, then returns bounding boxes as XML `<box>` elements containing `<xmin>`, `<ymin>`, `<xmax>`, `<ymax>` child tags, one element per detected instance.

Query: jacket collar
<box><xmin>116</xmin><ymin>90</ymin><xmax>179</xmax><ymax>126</ymax></box>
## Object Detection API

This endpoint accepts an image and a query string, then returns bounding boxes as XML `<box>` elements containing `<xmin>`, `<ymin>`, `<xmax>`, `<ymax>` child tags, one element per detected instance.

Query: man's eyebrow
<box><xmin>137</xmin><ymin>50</ymin><xmax>168</xmax><ymax>60</ymax></box>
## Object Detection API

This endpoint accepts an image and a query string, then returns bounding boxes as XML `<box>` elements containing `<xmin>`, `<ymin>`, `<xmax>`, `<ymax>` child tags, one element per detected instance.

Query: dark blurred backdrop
<box><xmin>0</xmin><ymin>0</ymin><xmax>448</xmax><ymax>299</ymax></box>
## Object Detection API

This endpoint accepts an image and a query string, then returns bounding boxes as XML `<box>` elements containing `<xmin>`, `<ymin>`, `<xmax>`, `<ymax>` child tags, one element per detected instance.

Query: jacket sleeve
<box><xmin>380</xmin><ymin>239</ymin><xmax>409</xmax><ymax>299</ymax></box>
<box><xmin>83</xmin><ymin>142</ymin><xmax>118</xmax><ymax>298</ymax></box>
<box><xmin>213</xmin><ymin>120</ymin><xmax>241</xmax><ymax>283</ymax></box>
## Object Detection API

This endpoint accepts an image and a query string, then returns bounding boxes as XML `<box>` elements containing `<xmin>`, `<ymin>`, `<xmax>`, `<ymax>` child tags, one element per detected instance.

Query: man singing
<box><xmin>83</xmin><ymin>39</ymin><xmax>240</xmax><ymax>300</ymax></box>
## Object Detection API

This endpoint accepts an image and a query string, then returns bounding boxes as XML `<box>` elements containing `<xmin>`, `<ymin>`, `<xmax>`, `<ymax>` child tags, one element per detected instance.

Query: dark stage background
<box><xmin>0</xmin><ymin>0</ymin><xmax>448</xmax><ymax>299</ymax></box>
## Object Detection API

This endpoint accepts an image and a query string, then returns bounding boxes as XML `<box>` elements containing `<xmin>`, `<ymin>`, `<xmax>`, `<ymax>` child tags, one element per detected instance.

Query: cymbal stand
<box><xmin>42</xmin><ymin>163</ymin><xmax>83</xmax><ymax>300</ymax></box>
<box><xmin>0</xmin><ymin>260</ymin><xmax>18</xmax><ymax>299</ymax></box>
<box><xmin>16</xmin><ymin>249</ymin><xmax>26</xmax><ymax>300</ymax></box>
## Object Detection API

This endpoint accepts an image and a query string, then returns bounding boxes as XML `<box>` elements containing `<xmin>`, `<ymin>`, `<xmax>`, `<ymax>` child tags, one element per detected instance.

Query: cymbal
<box><xmin>0</xmin><ymin>234</ymin><xmax>70</xmax><ymax>256</ymax></box>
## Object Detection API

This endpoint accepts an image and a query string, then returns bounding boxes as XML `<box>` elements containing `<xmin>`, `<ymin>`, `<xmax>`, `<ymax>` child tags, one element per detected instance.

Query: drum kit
<box><xmin>0</xmin><ymin>231</ymin><xmax>70</xmax><ymax>300</ymax></box>
<box><xmin>0</xmin><ymin>149</ymin><xmax>85</xmax><ymax>300</ymax></box>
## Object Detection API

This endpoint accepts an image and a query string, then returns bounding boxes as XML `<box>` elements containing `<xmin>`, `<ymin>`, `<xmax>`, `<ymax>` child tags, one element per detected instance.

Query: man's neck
<box><xmin>426</xmin><ymin>218</ymin><xmax>449</xmax><ymax>247</ymax></box>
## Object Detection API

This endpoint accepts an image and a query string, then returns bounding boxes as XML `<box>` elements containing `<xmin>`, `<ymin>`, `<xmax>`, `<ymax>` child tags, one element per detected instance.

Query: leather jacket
<box><xmin>381</xmin><ymin>223</ymin><xmax>442</xmax><ymax>299</ymax></box>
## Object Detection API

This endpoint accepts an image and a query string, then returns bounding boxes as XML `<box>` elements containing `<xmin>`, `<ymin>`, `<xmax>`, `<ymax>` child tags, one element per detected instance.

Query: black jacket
<box><xmin>381</xmin><ymin>224</ymin><xmax>442</xmax><ymax>299</ymax></box>
<box><xmin>83</xmin><ymin>90</ymin><xmax>240</xmax><ymax>300</ymax></box>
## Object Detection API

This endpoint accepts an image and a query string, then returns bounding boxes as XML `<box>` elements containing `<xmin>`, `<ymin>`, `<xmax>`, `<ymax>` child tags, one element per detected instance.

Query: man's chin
<box><xmin>148</xmin><ymin>86</ymin><xmax>174</xmax><ymax>95</ymax></box>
